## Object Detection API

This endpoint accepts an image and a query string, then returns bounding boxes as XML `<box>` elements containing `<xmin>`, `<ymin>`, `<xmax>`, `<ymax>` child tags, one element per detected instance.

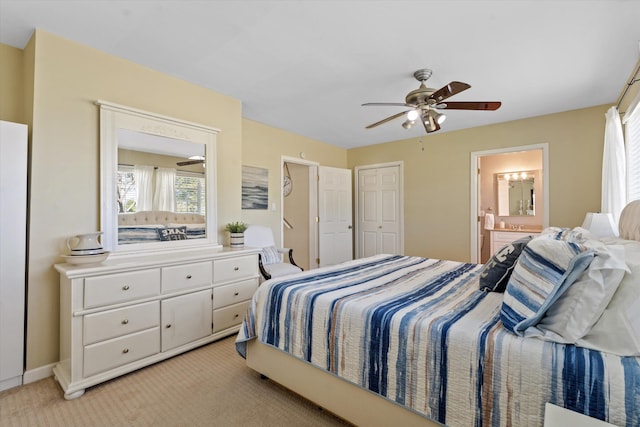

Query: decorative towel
<box><xmin>484</xmin><ymin>212</ymin><xmax>495</xmax><ymax>229</ymax></box>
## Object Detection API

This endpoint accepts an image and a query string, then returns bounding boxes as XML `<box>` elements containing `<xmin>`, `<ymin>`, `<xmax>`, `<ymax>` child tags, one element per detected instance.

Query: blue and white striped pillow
<box><xmin>500</xmin><ymin>237</ymin><xmax>595</xmax><ymax>335</ymax></box>
<box><xmin>261</xmin><ymin>246</ymin><xmax>281</xmax><ymax>265</ymax></box>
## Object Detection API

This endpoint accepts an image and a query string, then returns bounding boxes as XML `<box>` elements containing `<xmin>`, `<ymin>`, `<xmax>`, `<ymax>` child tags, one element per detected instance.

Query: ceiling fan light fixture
<box><xmin>426</xmin><ymin>109</ymin><xmax>446</xmax><ymax>125</ymax></box>
<box><xmin>424</xmin><ymin>114</ymin><xmax>437</xmax><ymax>132</ymax></box>
<box><xmin>401</xmin><ymin>119</ymin><xmax>415</xmax><ymax>129</ymax></box>
<box><xmin>406</xmin><ymin>109</ymin><xmax>419</xmax><ymax>121</ymax></box>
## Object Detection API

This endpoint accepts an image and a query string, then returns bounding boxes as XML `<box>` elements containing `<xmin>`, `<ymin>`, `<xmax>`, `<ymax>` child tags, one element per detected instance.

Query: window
<box><xmin>117</xmin><ymin>166</ymin><xmax>136</xmax><ymax>213</ymax></box>
<box><xmin>117</xmin><ymin>167</ymin><xmax>205</xmax><ymax>214</ymax></box>
<box><xmin>175</xmin><ymin>172</ymin><xmax>206</xmax><ymax>214</ymax></box>
<box><xmin>625</xmin><ymin>104</ymin><xmax>640</xmax><ymax>201</ymax></box>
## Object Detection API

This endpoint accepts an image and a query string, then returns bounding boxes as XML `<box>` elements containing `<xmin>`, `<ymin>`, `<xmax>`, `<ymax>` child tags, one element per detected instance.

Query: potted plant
<box><xmin>225</xmin><ymin>221</ymin><xmax>248</xmax><ymax>248</ymax></box>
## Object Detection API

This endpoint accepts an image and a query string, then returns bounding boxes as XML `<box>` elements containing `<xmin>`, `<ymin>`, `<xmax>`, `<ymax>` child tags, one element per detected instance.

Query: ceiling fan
<box><xmin>176</xmin><ymin>156</ymin><xmax>205</xmax><ymax>166</ymax></box>
<box><xmin>362</xmin><ymin>68</ymin><xmax>501</xmax><ymax>134</ymax></box>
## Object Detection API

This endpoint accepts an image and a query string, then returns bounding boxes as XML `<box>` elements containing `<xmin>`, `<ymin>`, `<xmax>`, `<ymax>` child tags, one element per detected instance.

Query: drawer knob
<box><xmin>234</xmin><ymin>267</ymin><xmax>239</xmax><ymax>271</ymax></box>
<box><xmin>122</xmin><ymin>319</ymin><xmax>129</xmax><ymax>325</ymax></box>
<box><xmin>186</xmin><ymin>274</ymin><xmax>192</xmax><ymax>279</ymax></box>
<box><xmin>166</xmin><ymin>324</ymin><xmax>172</xmax><ymax>329</ymax></box>
<box><xmin>122</xmin><ymin>285</ymin><xmax>130</xmax><ymax>291</ymax></box>
<box><xmin>234</xmin><ymin>314</ymin><xmax>239</xmax><ymax>319</ymax></box>
<box><xmin>122</xmin><ymin>348</ymin><xmax>129</xmax><ymax>354</ymax></box>
<box><xmin>234</xmin><ymin>292</ymin><xmax>239</xmax><ymax>296</ymax></box>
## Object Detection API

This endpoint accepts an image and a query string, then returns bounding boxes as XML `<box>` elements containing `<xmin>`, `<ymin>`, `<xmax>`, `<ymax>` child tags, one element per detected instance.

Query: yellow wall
<box><xmin>241</xmin><ymin>118</ymin><xmax>346</xmax><ymax>239</ymax></box>
<box><xmin>347</xmin><ymin>105</ymin><xmax>608</xmax><ymax>262</ymax></box>
<box><xmin>0</xmin><ymin>43</ymin><xmax>25</xmax><ymax>123</ymax></box>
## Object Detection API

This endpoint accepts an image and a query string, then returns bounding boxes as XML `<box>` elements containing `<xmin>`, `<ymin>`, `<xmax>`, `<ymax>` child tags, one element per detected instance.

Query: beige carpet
<box><xmin>0</xmin><ymin>336</ymin><xmax>352</xmax><ymax>426</ymax></box>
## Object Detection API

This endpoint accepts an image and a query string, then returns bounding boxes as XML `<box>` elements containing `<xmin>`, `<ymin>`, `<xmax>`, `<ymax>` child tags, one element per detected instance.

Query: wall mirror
<box><xmin>98</xmin><ymin>100</ymin><xmax>220</xmax><ymax>255</ymax></box>
<box><xmin>496</xmin><ymin>170</ymin><xmax>536</xmax><ymax>217</ymax></box>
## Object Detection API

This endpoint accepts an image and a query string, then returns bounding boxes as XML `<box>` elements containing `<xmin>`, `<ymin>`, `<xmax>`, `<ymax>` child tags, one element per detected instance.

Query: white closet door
<box><xmin>0</xmin><ymin>120</ymin><xmax>27</xmax><ymax>391</ymax></box>
<box><xmin>356</xmin><ymin>163</ymin><xmax>403</xmax><ymax>258</ymax></box>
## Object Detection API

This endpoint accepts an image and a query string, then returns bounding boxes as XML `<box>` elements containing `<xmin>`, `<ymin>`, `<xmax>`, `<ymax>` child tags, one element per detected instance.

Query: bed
<box><xmin>117</xmin><ymin>210</ymin><xmax>205</xmax><ymax>243</ymax></box>
<box><xmin>236</xmin><ymin>201</ymin><xmax>640</xmax><ymax>427</ymax></box>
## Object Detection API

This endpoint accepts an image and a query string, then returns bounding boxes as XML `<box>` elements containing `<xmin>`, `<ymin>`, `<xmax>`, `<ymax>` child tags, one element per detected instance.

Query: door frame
<box><xmin>469</xmin><ymin>143</ymin><xmax>549</xmax><ymax>263</ymax></box>
<box><xmin>354</xmin><ymin>161</ymin><xmax>405</xmax><ymax>259</ymax></box>
<box><xmin>281</xmin><ymin>155</ymin><xmax>319</xmax><ymax>270</ymax></box>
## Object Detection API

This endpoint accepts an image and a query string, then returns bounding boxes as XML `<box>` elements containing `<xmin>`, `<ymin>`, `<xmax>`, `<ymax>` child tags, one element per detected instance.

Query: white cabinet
<box><xmin>161</xmin><ymin>289</ymin><xmax>212</xmax><ymax>352</ymax></box>
<box><xmin>0</xmin><ymin>121</ymin><xmax>27</xmax><ymax>392</ymax></box>
<box><xmin>490</xmin><ymin>230</ymin><xmax>540</xmax><ymax>254</ymax></box>
<box><xmin>53</xmin><ymin>247</ymin><xmax>258</xmax><ymax>399</ymax></box>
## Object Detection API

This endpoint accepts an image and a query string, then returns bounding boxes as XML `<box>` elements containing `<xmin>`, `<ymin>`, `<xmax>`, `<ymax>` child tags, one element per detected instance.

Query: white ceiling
<box><xmin>1</xmin><ymin>1</ymin><xmax>639</xmax><ymax>149</ymax></box>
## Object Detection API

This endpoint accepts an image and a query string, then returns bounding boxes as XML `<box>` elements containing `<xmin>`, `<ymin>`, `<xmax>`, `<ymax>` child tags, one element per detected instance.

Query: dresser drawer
<box><xmin>213</xmin><ymin>301</ymin><xmax>250</xmax><ymax>333</ymax></box>
<box><xmin>490</xmin><ymin>231</ymin><xmax>539</xmax><ymax>254</ymax></box>
<box><xmin>161</xmin><ymin>261</ymin><xmax>212</xmax><ymax>293</ymax></box>
<box><xmin>84</xmin><ymin>269</ymin><xmax>160</xmax><ymax>309</ymax></box>
<box><xmin>83</xmin><ymin>327</ymin><xmax>159</xmax><ymax>377</ymax></box>
<box><xmin>213</xmin><ymin>278</ymin><xmax>258</xmax><ymax>309</ymax></box>
<box><xmin>213</xmin><ymin>255</ymin><xmax>257</xmax><ymax>283</ymax></box>
<box><xmin>84</xmin><ymin>301</ymin><xmax>159</xmax><ymax>345</ymax></box>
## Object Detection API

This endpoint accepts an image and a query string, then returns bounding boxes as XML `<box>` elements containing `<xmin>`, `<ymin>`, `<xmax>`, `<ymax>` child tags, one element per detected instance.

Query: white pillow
<box><xmin>577</xmin><ymin>239</ymin><xmax>640</xmax><ymax>356</ymax></box>
<box><xmin>532</xmin><ymin>239</ymin><xmax>628</xmax><ymax>343</ymax></box>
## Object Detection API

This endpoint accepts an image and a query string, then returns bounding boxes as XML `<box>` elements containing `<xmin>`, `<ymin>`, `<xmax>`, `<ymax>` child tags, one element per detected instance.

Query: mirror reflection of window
<box><xmin>117</xmin><ymin>160</ymin><xmax>205</xmax><ymax>215</ymax></box>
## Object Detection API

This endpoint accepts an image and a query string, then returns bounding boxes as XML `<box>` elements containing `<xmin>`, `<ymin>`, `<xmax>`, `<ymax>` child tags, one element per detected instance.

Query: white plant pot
<box><xmin>229</xmin><ymin>232</ymin><xmax>244</xmax><ymax>248</ymax></box>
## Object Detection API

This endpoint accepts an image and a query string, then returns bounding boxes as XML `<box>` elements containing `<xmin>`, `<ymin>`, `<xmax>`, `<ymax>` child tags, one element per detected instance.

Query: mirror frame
<box><xmin>98</xmin><ymin>100</ymin><xmax>220</xmax><ymax>255</ymax></box>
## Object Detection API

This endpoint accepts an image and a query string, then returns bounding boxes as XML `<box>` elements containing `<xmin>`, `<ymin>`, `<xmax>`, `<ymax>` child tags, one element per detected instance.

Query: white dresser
<box><xmin>490</xmin><ymin>229</ymin><xmax>541</xmax><ymax>254</ymax></box>
<box><xmin>53</xmin><ymin>247</ymin><xmax>259</xmax><ymax>399</ymax></box>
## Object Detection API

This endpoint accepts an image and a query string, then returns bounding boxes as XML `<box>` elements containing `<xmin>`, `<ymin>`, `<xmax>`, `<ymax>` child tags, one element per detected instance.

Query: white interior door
<box><xmin>318</xmin><ymin>166</ymin><xmax>352</xmax><ymax>267</ymax></box>
<box><xmin>356</xmin><ymin>163</ymin><xmax>403</xmax><ymax>258</ymax></box>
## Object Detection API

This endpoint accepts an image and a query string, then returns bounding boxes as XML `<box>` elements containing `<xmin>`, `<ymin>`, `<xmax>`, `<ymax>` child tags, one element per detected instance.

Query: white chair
<box><xmin>244</xmin><ymin>225</ymin><xmax>303</xmax><ymax>281</ymax></box>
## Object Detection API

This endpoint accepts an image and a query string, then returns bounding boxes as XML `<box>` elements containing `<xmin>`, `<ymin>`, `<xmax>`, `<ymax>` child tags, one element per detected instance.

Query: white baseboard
<box><xmin>23</xmin><ymin>362</ymin><xmax>55</xmax><ymax>385</ymax></box>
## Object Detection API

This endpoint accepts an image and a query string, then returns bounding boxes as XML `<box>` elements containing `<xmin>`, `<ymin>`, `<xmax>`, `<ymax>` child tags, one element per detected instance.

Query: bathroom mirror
<box><xmin>98</xmin><ymin>100</ymin><xmax>220</xmax><ymax>254</ymax></box>
<box><xmin>496</xmin><ymin>171</ymin><xmax>535</xmax><ymax>217</ymax></box>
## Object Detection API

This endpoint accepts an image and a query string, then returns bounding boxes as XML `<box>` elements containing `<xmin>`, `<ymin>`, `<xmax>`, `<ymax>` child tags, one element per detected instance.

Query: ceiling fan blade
<box><xmin>176</xmin><ymin>159</ymin><xmax>204</xmax><ymax>166</ymax></box>
<box><xmin>428</xmin><ymin>81</ymin><xmax>471</xmax><ymax>103</ymax></box>
<box><xmin>438</xmin><ymin>101</ymin><xmax>502</xmax><ymax>110</ymax></box>
<box><xmin>362</xmin><ymin>102</ymin><xmax>414</xmax><ymax>107</ymax></box>
<box><xmin>365</xmin><ymin>110</ymin><xmax>411</xmax><ymax>129</ymax></box>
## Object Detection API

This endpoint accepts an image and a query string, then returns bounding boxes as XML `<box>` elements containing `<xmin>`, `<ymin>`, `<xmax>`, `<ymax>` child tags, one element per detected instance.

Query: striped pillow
<box><xmin>261</xmin><ymin>246</ymin><xmax>281</xmax><ymax>265</ymax></box>
<box><xmin>500</xmin><ymin>237</ymin><xmax>595</xmax><ymax>335</ymax></box>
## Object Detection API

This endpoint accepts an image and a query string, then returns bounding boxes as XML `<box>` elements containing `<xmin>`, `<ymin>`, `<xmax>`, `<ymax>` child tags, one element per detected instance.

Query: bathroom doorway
<box><xmin>470</xmin><ymin>143</ymin><xmax>549</xmax><ymax>263</ymax></box>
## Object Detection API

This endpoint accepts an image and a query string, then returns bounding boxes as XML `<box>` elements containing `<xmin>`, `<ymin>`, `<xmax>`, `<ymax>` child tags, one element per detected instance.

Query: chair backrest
<box><xmin>244</xmin><ymin>225</ymin><xmax>276</xmax><ymax>248</ymax></box>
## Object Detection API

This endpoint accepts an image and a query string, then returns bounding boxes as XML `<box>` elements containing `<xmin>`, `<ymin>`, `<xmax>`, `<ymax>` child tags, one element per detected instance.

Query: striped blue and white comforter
<box><xmin>236</xmin><ymin>254</ymin><xmax>640</xmax><ymax>427</ymax></box>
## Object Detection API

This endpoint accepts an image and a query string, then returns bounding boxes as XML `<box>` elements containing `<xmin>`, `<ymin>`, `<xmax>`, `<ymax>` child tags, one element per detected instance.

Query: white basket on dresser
<box><xmin>53</xmin><ymin>246</ymin><xmax>259</xmax><ymax>399</ymax></box>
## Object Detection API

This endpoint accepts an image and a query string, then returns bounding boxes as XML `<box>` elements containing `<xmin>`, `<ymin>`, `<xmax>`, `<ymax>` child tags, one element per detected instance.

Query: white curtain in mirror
<box><xmin>602</xmin><ymin>106</ymin><xmax>626</xmax><ymax>227</ymax></box>
<box><xmin>153</xmin><ymin>167</ymin><xmax>176</xmax><ymax>211</ymax></box>
<box><xmin>134</xmin><ymin>165</ymin><xmax>154</xmax><ymax>211</ymax></box>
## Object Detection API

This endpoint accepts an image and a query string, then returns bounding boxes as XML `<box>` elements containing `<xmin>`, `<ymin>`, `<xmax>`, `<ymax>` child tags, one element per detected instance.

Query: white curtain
<box><xmin>153</xmin><ymin>167</ymin><xmax>176</xmax><ymax>211</ymax></box>
<box><xmin>602</xmin><ymin>106</ymin><xmax>626</xmax><ymax>228</ymax></box>
<box><xmin>623</xmin><ymin>91</ymin><xmax>640</xmax><ymax>202</ymax></box>
<box><xmin>134</xmin><ymin>165</ymin><xmax>154</xmax><ymax>211</ymax></box>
